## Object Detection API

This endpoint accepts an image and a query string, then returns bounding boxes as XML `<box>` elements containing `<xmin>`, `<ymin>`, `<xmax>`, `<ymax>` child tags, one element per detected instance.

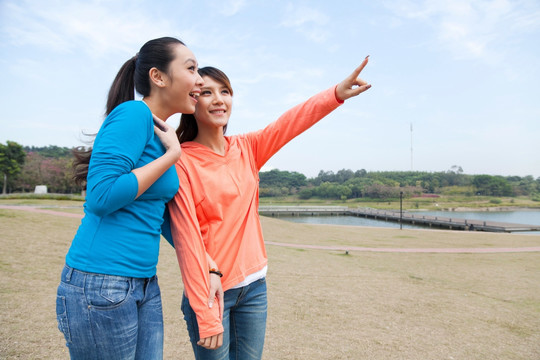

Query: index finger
<box><xmin>210</xmin><ymin>335</ymin><xmax>217</xmax><ymax>349</ymax></box>
<box><xmin>349</xmin><ymin>55</ymin><xmax>370</xmax><ymax>80</ymax></box>
<box><xmin>153</xmin><ymin>115</ymin><xmax>168</xmax><ymax>132</ymax></box>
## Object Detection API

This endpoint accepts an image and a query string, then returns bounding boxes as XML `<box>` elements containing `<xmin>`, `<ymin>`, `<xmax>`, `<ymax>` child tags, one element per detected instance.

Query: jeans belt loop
<box><xmin>65</xmin><ymin>266</ymin><xmax>74</xmax><ymax>282</ymax></box>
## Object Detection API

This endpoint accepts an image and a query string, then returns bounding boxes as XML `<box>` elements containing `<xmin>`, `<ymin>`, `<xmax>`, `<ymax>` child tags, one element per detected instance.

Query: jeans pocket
<box><xmin>87</xmin><ymin>275</ymin><xmax>131</xmax><ymax>308</ymax></box>
<box><xmin>56</xmin><ymin>295</ymin><xmax>71</xmax><ymax>343</ymax></box>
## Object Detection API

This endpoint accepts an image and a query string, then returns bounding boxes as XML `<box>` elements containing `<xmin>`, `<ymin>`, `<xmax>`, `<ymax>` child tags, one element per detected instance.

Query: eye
<box><xmin>188</xmin><ymin>65</ymin><xmax>196</xmax><ymax>71</ymax></box>
<box><xmin>221</xmin><ymin>89</ymin><xmax>231</xmax><ymax>95</ymax></box>
<box><xmin>201</xmin><ymin>90</ymin><xmax>211</xmax><ymax>95</ymax></box>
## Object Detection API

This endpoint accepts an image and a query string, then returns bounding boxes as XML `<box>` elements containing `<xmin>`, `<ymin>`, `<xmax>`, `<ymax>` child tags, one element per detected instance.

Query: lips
<box><xmin>209</xmin><ymin>109</ymin><xmax>226</xmax><ymax>114</ymax></box>
<box><xmin>189</xmin><ymin>91</ymin><xmax>200</xmax><ymax>102</ymax></box>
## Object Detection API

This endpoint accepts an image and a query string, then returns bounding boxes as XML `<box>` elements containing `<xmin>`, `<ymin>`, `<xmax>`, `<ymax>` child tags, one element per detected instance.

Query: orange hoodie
<box><xmin>168</xmin><ymin>85</ymin><xmax>342</xmax><ymax>338</ymax></box>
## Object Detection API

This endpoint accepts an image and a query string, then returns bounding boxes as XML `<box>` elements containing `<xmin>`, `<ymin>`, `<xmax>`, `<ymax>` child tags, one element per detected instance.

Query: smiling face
<box><xmin>163</xmin><ymin>44</ymin><xmax>204</xmax><ymax>115</ymax></box>
<box><xmin>193</xmin><ymin>75</ymin><xmax>233</xmax><ymax>132</ymax></box>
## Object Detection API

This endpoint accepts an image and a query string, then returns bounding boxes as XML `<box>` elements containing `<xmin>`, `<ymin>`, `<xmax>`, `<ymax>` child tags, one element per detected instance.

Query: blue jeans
<box><xmin>182</xmin><ymin>277</ymin><xmax>268</xmax><ymax>360</ymax></box>
<box><xmin>56</xmin><ymin>265</ymin><xmax>164</xmax><ymax>360</ymax></box>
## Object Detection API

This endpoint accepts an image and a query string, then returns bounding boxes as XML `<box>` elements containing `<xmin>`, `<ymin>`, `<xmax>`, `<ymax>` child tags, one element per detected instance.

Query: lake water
<box><xmin>275</xmin><ymin>210</ymin><xmax>540</xmax><ymax>234</ymax></box>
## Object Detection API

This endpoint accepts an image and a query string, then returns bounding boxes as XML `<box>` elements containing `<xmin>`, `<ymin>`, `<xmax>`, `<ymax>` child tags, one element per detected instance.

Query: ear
<box><xmin>149</xmin><ymin>67</ymin><xmax>166</xmax><ymax>88</ymax></box>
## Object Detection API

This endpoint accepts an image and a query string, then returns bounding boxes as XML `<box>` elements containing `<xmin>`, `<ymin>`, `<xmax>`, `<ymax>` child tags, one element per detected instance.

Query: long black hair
<box><xmin>176</xmin><ymin>66</ymin><xmax>233</xmax><ymax>143</ymax></box>
<box><xmin>73</xmin><ymin>37</ymin><xmax>185</xmax><ymax>186</ymax></box>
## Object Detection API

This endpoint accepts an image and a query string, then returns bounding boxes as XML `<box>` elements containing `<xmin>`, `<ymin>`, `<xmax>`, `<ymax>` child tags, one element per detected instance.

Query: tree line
<box><xmin>0</xmin><ymin>143</ymin><xmax>82</xmax><ymax>194</ymax></box>
<box><xmin>259</xmin><ymin>168</ymin><xmax>540</xmax><ymax>200</ymax></box>
<box><xmin>1</xmin><ymin>141</ymin><xmax>539</xmax><ymax>200</ymax></box>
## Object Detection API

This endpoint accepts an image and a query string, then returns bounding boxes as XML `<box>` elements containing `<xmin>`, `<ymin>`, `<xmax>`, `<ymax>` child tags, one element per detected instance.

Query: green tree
<box><xmin>316</xmin><ymin>181</ymin><xmax>334</xmax><ymax>198</ymax></box>
<box><xmin>0</xmin><ymin>141</ymin><xmax>26</xmax><ymax>194</ymax></box>
<box><xmin>16</xmin><ymin>152</ymin><xmax>44</xmax><ymax>192</ymax></box>
<box><xmin>23</xmin><ymin>145</ymin><xmax>72</xmax><ymax>158</ymax></box>
<box><xmin>298</xmin><ymin>187</ymin><xmax>313</xmax><ymax>199</ymax></box>
<box><xmin>259</xmin><ymin>169</ymin><xmax>306</xmax><ymax>188</ymax></box>
<box><xmin>472</xmin><ymin>175</ymin><xmax>512</xmax><ymax>196</ymax></box>
<box><xmin>335</xmin><ymin>184</ymin><xmax>352</xmax><ymax>199</ymax></box>
<box><xmin>508</xmin><ymin>175</ymin><xmax>536</xmax><ymax>196</ymax></box>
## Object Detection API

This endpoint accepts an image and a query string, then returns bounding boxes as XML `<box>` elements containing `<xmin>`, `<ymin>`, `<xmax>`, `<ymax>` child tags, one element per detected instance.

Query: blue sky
<box><xmin>1</xmin><ymin>0</ymin><xmax>539</xmax><ymax>178</ymax></box>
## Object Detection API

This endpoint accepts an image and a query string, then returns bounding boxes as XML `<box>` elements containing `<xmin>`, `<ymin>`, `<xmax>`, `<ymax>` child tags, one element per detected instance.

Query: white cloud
<box><xmin>0</xmin><ymin>0</ymin><xmax>178</xmax><ymax>58</ymax></box>
<box><xmin>280</xmin><ymin>4</ymin><xmax>329</xmax><ymax>27</ymax></box>
<box><xmin>383</xmin><ymin>0</ymin><xmax>540</xmax><ymax>65</ymax></box>
<box><xmin>279</xmin><ymin>3</ymin><xmax>330</xmax><ymax>43</ymax></box>
<box><xmin>218</xmin><ymin>0</ymin><xmax>248</xmax><ymax>16</ymax></box>
<box><xmin>234</xmin><ymin>64</ymin><xmax>325</xmax><ymax>86</ymax></box>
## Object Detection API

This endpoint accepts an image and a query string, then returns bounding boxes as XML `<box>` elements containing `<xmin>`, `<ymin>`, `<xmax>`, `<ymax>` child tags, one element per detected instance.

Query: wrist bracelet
<box><xmin>209</xmin><ymin>268</ymin><xmax>223</xmax><ymax>277</ymax></box>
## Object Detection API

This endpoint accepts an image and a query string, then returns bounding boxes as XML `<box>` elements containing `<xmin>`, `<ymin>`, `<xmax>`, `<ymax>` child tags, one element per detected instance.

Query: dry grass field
<box><xmin>1</xmin><ymin>200</ymin><xmax>539</xmax><ymax>359</ymax></box>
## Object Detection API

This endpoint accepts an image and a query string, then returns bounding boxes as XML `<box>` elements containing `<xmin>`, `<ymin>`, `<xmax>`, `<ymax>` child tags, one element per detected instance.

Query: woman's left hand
<box><xmin>197</xmin><ymin>332</ymin><xmax>223</xmax><ymax>350</ymax></box>
<box><xmin>208</xmin><ymin>272</ymin><xmax>224</xmax><ymax>321</ymax></box>
<box><xmin>335</xmin><ymin>56</ymin><xmax>371</xmax><ymax>101</ymax></box>
<box><xmin>206</xmin><ymin>253</ymin><xmax>224</xmax><ymax>321</ymax></box>
<box><xmin>153</xmin><ymin>115</ymin><xmax>181</xmax><ymax>158</ymax></box>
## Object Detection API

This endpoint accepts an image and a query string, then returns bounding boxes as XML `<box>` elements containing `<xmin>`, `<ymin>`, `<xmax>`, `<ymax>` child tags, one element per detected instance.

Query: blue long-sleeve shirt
<box><xmin>66</xmin><ymin>101</ymin><xmax>179</xmax><ymax>278</ymax></box>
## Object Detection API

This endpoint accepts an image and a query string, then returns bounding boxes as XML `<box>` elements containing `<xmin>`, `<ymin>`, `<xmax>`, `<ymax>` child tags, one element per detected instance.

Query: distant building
<box><xmin>34</xmin><ymin>185</ymin><xmax>47</xmax><ymax>194</ymax></box>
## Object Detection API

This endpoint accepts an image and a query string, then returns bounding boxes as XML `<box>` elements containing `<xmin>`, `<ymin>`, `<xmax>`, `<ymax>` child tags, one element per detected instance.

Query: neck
<box><xmin>142</xmin><ymin>96</ymin><xmax>170</xmax><ymax>121</ymax></box>
<box><xmin>194</xmin><ymin>127</ymin><xmax>226</xmax><ymax>155</ymax></box>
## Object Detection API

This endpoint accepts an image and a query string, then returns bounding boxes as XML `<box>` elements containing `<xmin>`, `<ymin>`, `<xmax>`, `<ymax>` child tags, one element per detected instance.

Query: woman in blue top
<box><xmin>56</xmin><ymin>37</ymin><xmax>204</xmax><ymax>359</ymax></box>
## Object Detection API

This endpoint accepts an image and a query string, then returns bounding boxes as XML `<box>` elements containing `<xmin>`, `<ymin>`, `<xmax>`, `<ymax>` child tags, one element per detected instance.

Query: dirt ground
<box><xmin>1</xmin><ymin>202</ymin><xmax>539</xmax><ymax>359</ymax></box>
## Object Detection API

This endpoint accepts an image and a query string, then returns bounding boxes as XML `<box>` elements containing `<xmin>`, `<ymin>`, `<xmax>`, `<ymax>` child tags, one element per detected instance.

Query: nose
<box><xmin>196</xmin><ymin>72</ymin><xmax>204</xmax><ymax>86</ymax></box>
<box><xmin>213</xmin><ymin>92</ymin><xmax>224</xmax><ymax>104</ymax></box>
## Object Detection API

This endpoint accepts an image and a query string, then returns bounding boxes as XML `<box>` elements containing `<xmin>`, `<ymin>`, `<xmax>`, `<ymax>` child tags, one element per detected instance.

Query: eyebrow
<box><xmin>184</xmin><ymin>58</ymin><xmax>197</xmax><ymax>65</ymax></box>
<box><xmin>200</xmin><ymin>85</ymin><xmax>228</xmax><ymax>90</ymax></box>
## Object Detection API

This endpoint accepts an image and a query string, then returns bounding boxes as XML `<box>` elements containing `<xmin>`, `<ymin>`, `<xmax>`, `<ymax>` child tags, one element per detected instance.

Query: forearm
<box><xmin>251</xmin><ymin>85</ymin><xmax>342</xmax><ymax>168</ymax></box>
<box><xmin>132</xmin><ymin>150</ymin><xmax>180</xmax><ymax>198</ymax></box>
<box><xmin>206</xmin><ymin>252</ymin><xmax>218</xmax><ymax>270</ymax></box>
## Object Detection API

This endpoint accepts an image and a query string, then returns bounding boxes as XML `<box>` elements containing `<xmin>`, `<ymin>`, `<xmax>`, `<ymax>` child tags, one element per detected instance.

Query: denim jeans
<box><xmin>182</xmin><ymin>277</ymin><xmax>268</xmax><ymax>360</ymax></box>
<box><xmin>56</xmin><ymin>265</ymin><xmax>164</xmax><ymax>360</ymax></box>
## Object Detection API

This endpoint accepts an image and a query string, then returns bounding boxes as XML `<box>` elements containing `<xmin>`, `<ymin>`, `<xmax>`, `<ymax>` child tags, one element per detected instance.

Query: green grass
<box><xmin>0</xmin><ymin>193</ymin><xmax>84</xmax><ymax>201</ymax></box>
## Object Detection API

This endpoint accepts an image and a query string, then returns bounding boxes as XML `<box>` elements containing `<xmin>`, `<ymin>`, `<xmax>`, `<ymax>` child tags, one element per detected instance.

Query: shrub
<box><xmin>298</xmin><ymin>188</ymin><xmax>313</xmax><ymax>200</ymax></box>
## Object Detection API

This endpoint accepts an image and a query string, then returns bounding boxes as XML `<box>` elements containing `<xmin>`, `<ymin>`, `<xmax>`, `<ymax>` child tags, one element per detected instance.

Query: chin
<box><xmin>182</xmin><ymin>104</ymin><xmax>196</xmax><ymax>114</ymax></box>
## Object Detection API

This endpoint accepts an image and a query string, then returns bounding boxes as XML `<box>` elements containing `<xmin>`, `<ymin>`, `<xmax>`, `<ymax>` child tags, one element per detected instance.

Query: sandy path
<box><xmin>265</xmin><ymin>241</ymin><xmax>540</xmax><ymax>253</ymax></box>
<box><xmin>0</xmin><ymin>205</ymin><xmax>84</xmax><ymax>218</ymax></box>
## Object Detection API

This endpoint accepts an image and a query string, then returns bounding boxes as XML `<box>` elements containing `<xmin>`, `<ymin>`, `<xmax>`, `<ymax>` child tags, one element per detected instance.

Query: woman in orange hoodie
<box><xmin>168</xmin><ymin>58</ymin><xmax>371</xmax><ymax>359</ymax></box>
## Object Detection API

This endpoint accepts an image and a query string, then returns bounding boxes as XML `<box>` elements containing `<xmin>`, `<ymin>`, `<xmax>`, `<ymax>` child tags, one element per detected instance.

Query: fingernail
<box><xmin>365</xmin><ymin>55</ymin><xmax>370</xmax><ymax>59</ymax></box>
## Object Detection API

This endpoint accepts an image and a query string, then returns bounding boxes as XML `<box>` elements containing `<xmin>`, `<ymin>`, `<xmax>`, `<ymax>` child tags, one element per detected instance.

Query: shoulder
<box><xmin>235</xmin><ymin>131</ymin><xmax>258</xmax><ymax>146</ymax></box>
<box><xmin>104</xmin><ymin>101</ymin><xmax>152</xmax><ymax>129</ymax></box>
<box><xmin>226</xmin><ymin>134</ymin><xmax>244</xmax><ymax>146</ymax></box>
<box><xmin>109</xmin><ymin>100</ymin><xmax>151</xmax><ymax>118</ymax></box>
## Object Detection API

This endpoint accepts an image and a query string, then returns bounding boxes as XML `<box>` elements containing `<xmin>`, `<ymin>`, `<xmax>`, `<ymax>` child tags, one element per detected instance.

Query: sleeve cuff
<box><xmin>334</xmin><ymin>85</ymin><xmax>345</xmax><ymax>104</ymax></box>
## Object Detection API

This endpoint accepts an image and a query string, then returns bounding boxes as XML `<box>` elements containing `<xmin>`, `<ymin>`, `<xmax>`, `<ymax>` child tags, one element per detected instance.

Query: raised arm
<box><xmin>247</xmin><ymin>56</ymin><xmax>371</xmax><ymax>170</ymax></box>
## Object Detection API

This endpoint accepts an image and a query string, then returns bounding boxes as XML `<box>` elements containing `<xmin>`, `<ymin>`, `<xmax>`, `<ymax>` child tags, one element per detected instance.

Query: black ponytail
<box><xmin>73</xmin><ymin>37</ymin><xmax>185</xmax><ymax>186</ymax></box>
<box><xmin>105</xmin><ymin>56</ymin><xmax>137</xmax><ymax>115</ymax></box>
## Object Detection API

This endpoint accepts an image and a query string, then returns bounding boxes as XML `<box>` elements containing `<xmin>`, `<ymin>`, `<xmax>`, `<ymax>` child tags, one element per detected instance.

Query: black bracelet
<box><xmin>209</xmin><ymin>268</ymin><xmax>223</xmax><ymax>277</ymax></box>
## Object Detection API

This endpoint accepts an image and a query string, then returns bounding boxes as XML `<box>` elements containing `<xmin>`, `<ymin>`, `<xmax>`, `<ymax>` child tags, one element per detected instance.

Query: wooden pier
<box><xmin>258</xmin><ymin>206</ymin><xmax>349</xmax><ymax>217</ymax></box>
<box><xmin>258</xmin><ymin>206</ymin><xmax>540</xmax><ymax>233</ymax></box>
